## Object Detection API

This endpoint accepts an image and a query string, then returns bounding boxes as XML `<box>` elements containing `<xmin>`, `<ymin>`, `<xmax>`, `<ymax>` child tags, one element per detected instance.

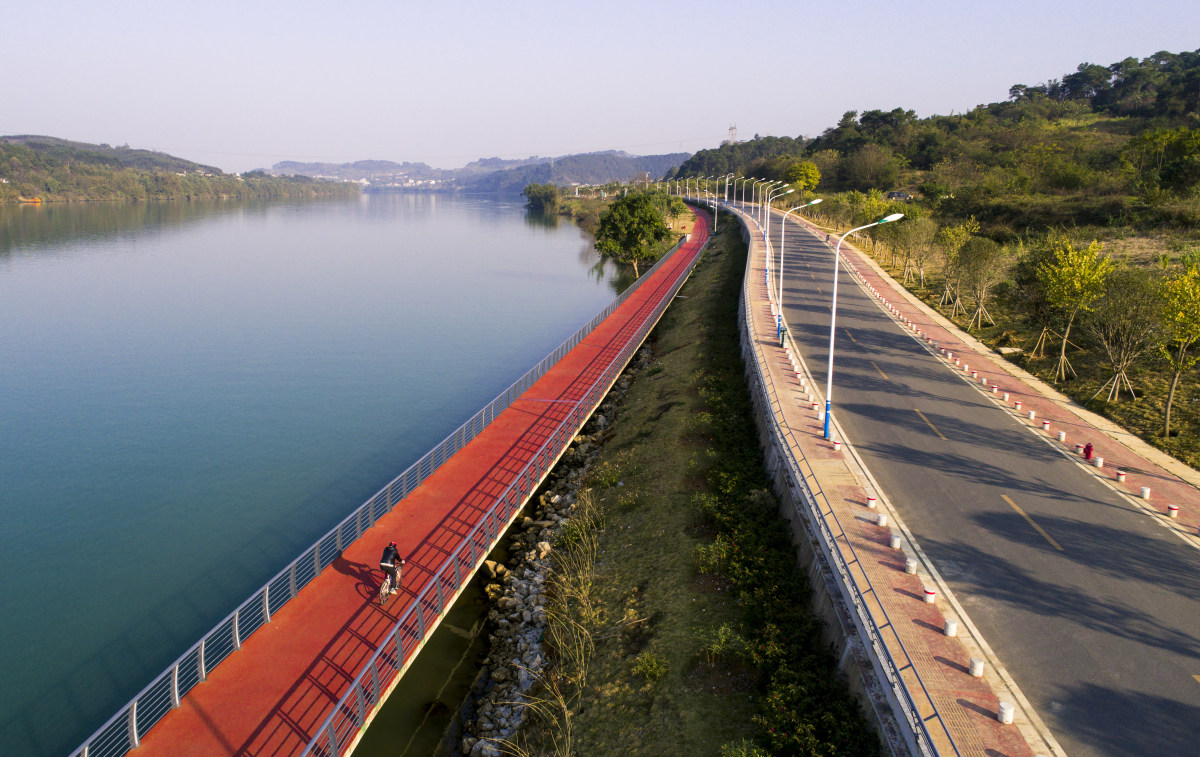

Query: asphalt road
<box><xmin>763</xmin><ymin>209</ymin><xmax>1200</xmax><ymax>757</ymax></box>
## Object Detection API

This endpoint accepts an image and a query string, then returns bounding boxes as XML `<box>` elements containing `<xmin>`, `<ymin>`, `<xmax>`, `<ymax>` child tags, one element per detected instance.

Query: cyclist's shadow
<box><xmin>331</xmin><ymin>556</ymin><xmax>381</xmax><ymax>600</ymax></box>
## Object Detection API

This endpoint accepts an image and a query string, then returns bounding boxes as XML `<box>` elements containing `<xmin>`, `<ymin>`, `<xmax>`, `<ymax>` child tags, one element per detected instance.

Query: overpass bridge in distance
<box><xmin>72</xmin><ymin>210</ymin><xmax>711</xmax><ymax>757</ymax></box>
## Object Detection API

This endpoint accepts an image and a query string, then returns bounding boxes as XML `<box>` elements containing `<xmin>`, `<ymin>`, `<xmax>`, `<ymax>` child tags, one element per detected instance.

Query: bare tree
<box><xmin>957</xmin><ymin>237</ymin><xmax>1013</xmax><ymax>331</ymax></box>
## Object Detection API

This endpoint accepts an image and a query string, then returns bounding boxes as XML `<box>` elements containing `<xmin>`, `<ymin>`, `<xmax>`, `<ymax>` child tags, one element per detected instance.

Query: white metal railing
<box><xmin>299</xmin><ymin>222</ymin><xmax>708</xmax><ymax>756</ymax></box>
<box><xmin>735</xmin><ymin>205</ymin><xmax>960</xmax><ymax>757</ymax></box>
<box><xmin>70</xmin><ymin>229</ymin><xmax>700</xmax><ymax>757</ymax></box>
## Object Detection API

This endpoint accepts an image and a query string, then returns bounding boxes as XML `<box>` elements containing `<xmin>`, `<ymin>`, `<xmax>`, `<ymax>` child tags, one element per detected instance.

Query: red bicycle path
<box><xmin>137</xmin><ymin>210</ymin><xmax>710</xmax><ymax>756</ymax></box>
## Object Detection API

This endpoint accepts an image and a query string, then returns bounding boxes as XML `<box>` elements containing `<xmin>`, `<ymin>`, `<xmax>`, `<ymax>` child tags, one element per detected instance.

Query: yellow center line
<box><xmin>843</xmin><ymin>327</ymin><xmax>858</xmax><ymax>344</ymax></box>
<box><xmin>914</xmin><ymin>408</ymin><xmax>947</xmax><ymax>440</ymax></box>
<box><xmin>870</xmin><ymin>360</ymin><xmax>889</xmax><ymax>380</ymax></box>
<box><xmin>1002</xmin><ymin>494</ymin><xmax>1065</xmax><ymax>552</ymax></box>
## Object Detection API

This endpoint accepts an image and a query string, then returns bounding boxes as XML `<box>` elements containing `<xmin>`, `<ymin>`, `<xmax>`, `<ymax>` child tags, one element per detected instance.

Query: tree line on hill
<box><xmin>675</xmin><ymin>49</ymin><xmax>1200</xmax><ymax>231</ymax></box>
<box><xmin>0</xmin><ymin>136</ymin><xmax>359</xmax><ymax>203</ymax></box>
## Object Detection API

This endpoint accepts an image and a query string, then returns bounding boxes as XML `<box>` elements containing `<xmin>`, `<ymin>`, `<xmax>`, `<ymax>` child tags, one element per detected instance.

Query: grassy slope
<box><xmin>520</xmin><ymin>214</ymin><xmax>876</xmax><ymax>755</ymax></box>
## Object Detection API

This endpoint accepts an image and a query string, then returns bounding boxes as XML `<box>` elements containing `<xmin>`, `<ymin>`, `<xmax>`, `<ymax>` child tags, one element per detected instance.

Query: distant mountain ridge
<box><xmin>268</xmin><ymin>150</ymin><xmax>692</xmax><ymax>191</ymax></box>
<box><xmin>3</xmin><ymin>134</ymin><xmax>223</xmax><ymax>174</ymax></box>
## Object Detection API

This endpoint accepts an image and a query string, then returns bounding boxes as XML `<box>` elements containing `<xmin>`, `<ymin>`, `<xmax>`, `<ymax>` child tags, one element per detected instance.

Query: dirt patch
<box><xmin>690</xmin><ymin>574</ymin><xmax>734</xmax><ymax>595</ymax></box>
<box><xmin>686</xmin><ymin>660</ymin><xmax>758</xmax><ymax>695</ymax></box>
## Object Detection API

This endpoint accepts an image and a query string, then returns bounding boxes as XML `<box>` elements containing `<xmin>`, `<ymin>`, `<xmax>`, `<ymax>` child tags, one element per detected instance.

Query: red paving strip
<box><xmin>801</xmin><ymin>217</ymin><xmax>1200</xmax><ymax>543</ymax></box>
<box><xmin>137</xmin><ymin>212</ymin><xmax>710</xmax><ymax>756</ymax></box>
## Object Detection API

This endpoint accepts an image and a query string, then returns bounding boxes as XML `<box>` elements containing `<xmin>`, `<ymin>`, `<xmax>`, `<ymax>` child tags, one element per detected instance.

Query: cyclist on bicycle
<box><xmin>380</xmin><ymin>542</ymin><xmax>405</xmax><ymax>591</ymax></box>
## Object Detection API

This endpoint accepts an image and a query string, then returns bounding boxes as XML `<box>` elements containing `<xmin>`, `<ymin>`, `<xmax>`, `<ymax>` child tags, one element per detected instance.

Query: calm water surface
<box><xmin>0</xmin><ymin>194</ymin><xmax>621</xmax><ymax>755</ymax></box>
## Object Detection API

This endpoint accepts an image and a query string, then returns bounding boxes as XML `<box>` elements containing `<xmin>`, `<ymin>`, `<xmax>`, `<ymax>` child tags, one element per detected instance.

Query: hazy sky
<box><xmin>4</xmin><ymin>0</ymin><xmax>1198</xmax><ymax>172</ymax></box>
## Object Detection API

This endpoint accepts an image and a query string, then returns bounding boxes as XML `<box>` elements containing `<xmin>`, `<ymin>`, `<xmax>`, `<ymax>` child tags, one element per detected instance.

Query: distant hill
<box><xmin>460</xmin><ymin>151</ymin><xmax>691</xmax><ymax>192</ymax></box>
<box><xmin>0</xmin><ymin>135</ymin><xmax>358</xmax><ymax>203</ymax></box>
<box><xmin>3</xmin><ymin>134</ymin><xmax>223</xmax><ymax>174</ymax></box>
<box><xmin>269</xmin><ymin>150</ymin><xmax>692</xmax><ymax>192</ymax></box>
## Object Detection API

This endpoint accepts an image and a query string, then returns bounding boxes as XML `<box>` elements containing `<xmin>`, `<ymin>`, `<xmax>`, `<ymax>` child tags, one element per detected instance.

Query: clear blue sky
<box><xmin>4</xmin><ymin>0</ymin><xmax>1198</xmax><ymax>172</ymax></box>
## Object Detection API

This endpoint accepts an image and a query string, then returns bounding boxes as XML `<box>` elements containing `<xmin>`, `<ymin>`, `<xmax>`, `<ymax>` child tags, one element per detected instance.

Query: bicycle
<box><xmin>378</xmin><ymin>562</ymin><xmax>403</xmax><ymax>605</ymax></box>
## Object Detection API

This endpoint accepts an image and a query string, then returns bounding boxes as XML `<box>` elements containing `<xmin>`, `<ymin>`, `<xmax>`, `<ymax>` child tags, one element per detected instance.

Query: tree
<box><xmin>523</xmin><ymin>182</ymin><xmax>559</xmax><ymax>213</ymax></box>
<box><xmin>594</xmin><ymin>193</ymin><xmax>670</xmax><ymax>278</ymax></box>
<box><xmin>1083</xmin><ymin>267</ymin><xmax>1162</xmax><ymax>402</ymax></box>
<box><xmin>957</xmin><ymin>237</ymin><xmax>1012</xmax><ymax>331</ymax></box>
<box><xmin>933</xmin><ymin>217</ymin><xmax>978</xmax><ymax>317</ymax></box>
<box><xmin>784</xmin><ymin>160</ymin><xmax>820</xmax><ymax>196</ymax></box>
<box><xmin>1159</xmin><ymin>265</ymin><xmax>1200</xmax><ymax>436</ymax></box>
<box><xmin>899</xmin><ymin>217</ymin><xmax>938</xmax><ymax>288</ymax></box>
<box><xmin>1036</xmin><ymin>236</ymin><xmax>1114</xmax><ymax>382</ymax></box>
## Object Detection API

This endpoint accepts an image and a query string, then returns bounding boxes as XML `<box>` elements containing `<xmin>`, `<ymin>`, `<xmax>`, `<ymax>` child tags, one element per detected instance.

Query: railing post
<box><xmin>129</xmin><ymin>700</ymin><xmax>140</xmax><ymax>748</ymax></box>
<box><xmin>435</xmin><ymin>576</ymin><xmax>445</xmax><ymax>614</ymax></box>
<box><xmin>335</xmin><ymin>524</ymin><xmax>343</xmax><ymax>553</ymax></box>
<box><xmin>289</xmin><ymin>562</ymin><xmax>298</xmax><ymax>599</ymax></box>
<box><xmin>233</xmin><ymin>608</ymin><xmax>241</xmax><ymax>651</ymax></box>
<box><xmin>264</xmin><ymin>585</ymin><xmax>272</xmax><ymax>623</ymax></box>
<box><xmin>324</xmin><ymin>720</ymin><xmax>339</xmax><ymax>757</ymax></box>
<box><xmin>199</xmin><ymin>637</ymin><xmax>207</xmax><ymax>681</ymax></box>
<box><xmin>356</xmin><ymin>684</ymin><xmax>366</xmax><ymax>728</ymax></box>
<box><xmin>417</xmin><ymin>604</ymin><xmax>426</xmax><ymax>638</ymax></box>
<box><xmin>314</xmin><ymin>542</ymin><xmax>322</xmax><ymax>576</ymax></box>
<box><xmin>370</xmin><ymin>663</ymin><xmax>381</xmax><ymax>704</ymax></box>
<box><xmin>171</xmin><ymin>663</ymin><xmax>181</xmax><ymax>708</ymax></box>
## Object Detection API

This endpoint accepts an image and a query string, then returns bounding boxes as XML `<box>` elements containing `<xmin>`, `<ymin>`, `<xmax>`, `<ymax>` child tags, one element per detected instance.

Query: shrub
<box><xmin>632</xmin><ymin>651</ymin><xmax>668</xmax><ymax>682</ymax></box>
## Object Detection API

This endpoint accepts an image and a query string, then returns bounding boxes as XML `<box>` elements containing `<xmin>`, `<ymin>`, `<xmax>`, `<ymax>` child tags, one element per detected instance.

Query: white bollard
<box><xmin>1014</xmin><ymin>400</ymin><xmax>1022</xmax><ymax>410</ymax></box>
<box><xmin>1028</xmin><ymin>410</ymin><xmax>1036</xmax><ymax>421</ymax></box>
<box><xmin>1002</xmin><ymin>392</ymin><xmax>1010</xmax><ymax>402</ymax></box>
<box><xmin>992</xmin><ymin>385</ymin><xmax>999</xmax><ymax>394</ymax></box>
<box><xmin>969</xmin><ymin>658</ymin><xmax>985</xmax><ymax>677</ymax></box>
<box><xmin>1057</xmin><ymin>430</ymin><xmax>1067</xmax><ymax>442</ymax></box>
<box><xmin>1075</xmin><ymin>443</ymin><xmax>1084</xmax><ymax>454</ymax></box>
<box><xmin>876</xmin><ymin>513</ymin><xmax>888</xmax><ymax>527</ymax></box>
<box><xmin>833</xmin><ymin>440</ymin><xmax>842</xmax><ymax>452</ymax></box>
<box><xmin>944</xmin><ymin>619</ymin><xmax>958</xmax><ymax>637</ymax></box>
<box><xmin>1141</xmin><ymin>486</ymin><xmax>1151</xmax><ymax>499</ymax></box>
<box><xmin>817</xmin><ymin>409</ymin><xmax>825</xmax><ymax>422</ymax></box>
<box><xmin>1094</xmin><ymin>457</ymin><xmax>1104</xmax><ymax>469</ymax></box>
<box><xmin>889</xmin><ymin>533</ymin><xmax>902</xmax><ymax>550</ymax></box>
<box><xmin>971</xmin><ymin>370</ymin><xmax>978</xmax><ymax>378</ymax></box>
<box><xmin>1042</xmin><ymin>420</ymin><xmax>1051</xmax><ymax>431</ymax></box>
<box><xmin>867</xmin><ymin>496</ymin><xmax>877</xmax><ymax>509</ymax></box>
<box><xmin>998</xmin><ymin>702</ymin><xmax>1015</xmax><ymax>725</ymax></box>
<box><xmin>1117</xmin><ymin>470</ymin><xmax>1126</xmax><ymax>483</ymax></box>
<box><xmin>954</xmin><ymin>358</ymin><xmax>961</xmax><ymax>366</ymax></box>
<box><xmin>1167</xmin><ymin>505</ymin><xmax>1179</xmax><ymax>519</ymax></box>
<box><xmin>923</xmin><ymin>587</ymin><xmax>937</xmax><ymax>604</ymax></box>
<box><xmin>981</xmin><ymin>377</ymin><xmax>988</xmax><ymax>385</ymax></box>
<box><xmin>904</xmin><ymin>557</ymin><xmax>917</xmax><ymax>573</ymax></box>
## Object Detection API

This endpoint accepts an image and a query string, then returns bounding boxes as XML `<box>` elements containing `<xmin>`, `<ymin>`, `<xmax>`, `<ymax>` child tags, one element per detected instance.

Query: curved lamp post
<box><xmin>823</xmin><ymin>212</ymin><xmax>905</xmax><ymax>440</ymax></box>
<box><xmin>775</xmin><ymin>198</ymin><xmax>823</xmax><ymax>339</ymax></box>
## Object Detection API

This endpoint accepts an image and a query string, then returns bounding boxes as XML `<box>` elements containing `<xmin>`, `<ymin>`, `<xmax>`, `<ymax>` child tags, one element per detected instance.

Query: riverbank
<box><xmin>457</xmin><ymin>213</ymin><xmax>877</xmax><ymax>755</ymax></box>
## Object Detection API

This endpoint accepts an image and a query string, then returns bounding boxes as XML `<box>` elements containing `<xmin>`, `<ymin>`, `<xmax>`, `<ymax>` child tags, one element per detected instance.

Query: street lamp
<box><xmin>763</xmin><ymin>186</ymin><xmax>793</xmax><ymax>240</ymax></box>
<box><xmin>734</xmin><ymin>177</ymin><xmax>751</xmax><ymax>208</ymax></box>
<box><xmin>759</xmin><ymin>181</ymin><xmax>783</xmax><ymax>228</ymax></box>
<box><xmin>823</xmin><ymin>213</ymin><xmax>905</xmax><ymax>440</ymax></box>
<box><xmin>776</xmin><ymin>198</ymin><xmax>823</xmax><ymax>339</ymax></box>
<box><xmin>721</xmin><ymin>173</ymin><xmax>735</xmax><ymax>204</ymax></box>
<box><xmin>748</xmin><ymin>179</ymin><xmax>763</xmax><ymax>212</ymax></box>
<box><xmin>751</xmin><ymin>179</ymin><xmax>774</xmax><ymax>220</ymax></box>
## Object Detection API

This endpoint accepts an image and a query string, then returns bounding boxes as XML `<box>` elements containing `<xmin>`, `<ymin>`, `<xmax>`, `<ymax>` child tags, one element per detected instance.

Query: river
<box><xmin>0</xmin><ymin>193</ymin><xmax>621</xmax><ymax>756</ymax></box>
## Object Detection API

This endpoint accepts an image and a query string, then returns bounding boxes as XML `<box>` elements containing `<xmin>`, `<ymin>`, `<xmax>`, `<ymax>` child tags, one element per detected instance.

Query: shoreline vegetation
<box><xmin>0</xmin><ymin>135</ymin><xmax>359</xmax><ymax>203</ymax></box>
<box><xmin>461</xmin><ymin>213</ymin><xmax>878</xmax><ymax>756</ymax></box>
